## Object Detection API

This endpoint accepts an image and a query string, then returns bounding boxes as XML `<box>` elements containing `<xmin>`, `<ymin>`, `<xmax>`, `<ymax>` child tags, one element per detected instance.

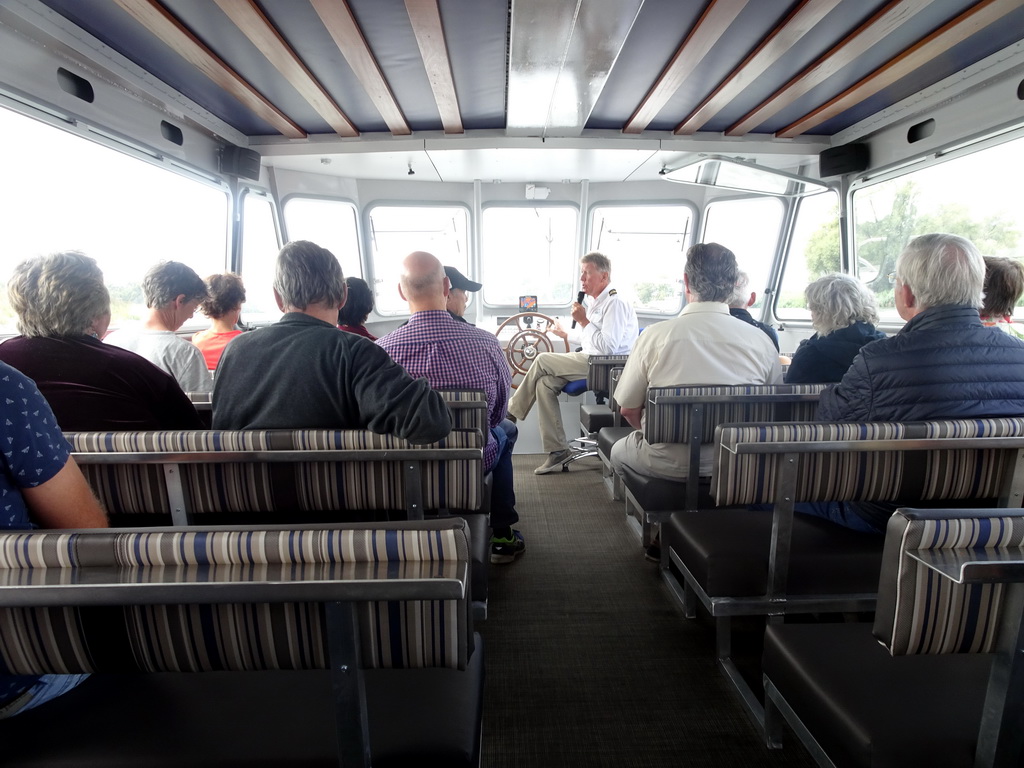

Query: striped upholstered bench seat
<box><xmin>663</xmin><ymin>417</ymin><xmax>1024</xmax><ymax>730</ymax></box>
<box><xmin>439</xmin><ymin>388</ymin><xmax>490</xmax><ymax>434</ymax></box>
<box><xmin>613</xmin><ymin>383</ymin><xmax>825</xmax><ymax>547</ymax></box>
<box><xmin>763</xmin><ymin>508</ymin><xmax>1024</xmax><ymax>766</ymax></box>
<box><xmin>68</xmin><ymin>428</ymin><xmax>484</xmax><ymax>524</ymax></box>
<box><xmin>577</xmin><ymin>353</ymin><xmax>630</xmax><ymax>430</ymax></box>
<box><xmin>0</xmin><ymin>518</ymin><xmax>483</xmax><ymax>767</ymax></box>
<box><xmin>67</xmin><ymin>427</ymin><xmax>490</xmax><ymax>618</ymax></box>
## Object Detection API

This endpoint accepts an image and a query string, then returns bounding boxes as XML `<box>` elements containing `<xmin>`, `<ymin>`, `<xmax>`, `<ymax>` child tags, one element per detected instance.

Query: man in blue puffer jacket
<box><xmin>806</xmin><ymin>233</ymin><xmax>1024</xmax><ymax>533</ymax></box>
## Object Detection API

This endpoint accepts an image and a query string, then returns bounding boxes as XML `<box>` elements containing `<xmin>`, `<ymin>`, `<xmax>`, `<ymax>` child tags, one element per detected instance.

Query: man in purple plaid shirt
<box><xmin>377</xmin><ymin>251</ymin><xmax>525</xmax><ymax>564</ymax></box>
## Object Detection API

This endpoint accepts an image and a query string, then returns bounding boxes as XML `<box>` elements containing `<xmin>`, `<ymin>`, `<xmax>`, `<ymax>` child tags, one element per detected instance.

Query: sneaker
<box><xmin>534</xmin><ymin>449</ymin><xmax>572</xmax><ymax>475</ymax></box>
<box><xmin>644</xmin><ymin>542</ymin><xmax>661</xmax><ymax>563</ymax></box>
<box><xmin>490</xmin><ymin>530</ymin><xmax>526</xmax><ymax>564</ymax></box>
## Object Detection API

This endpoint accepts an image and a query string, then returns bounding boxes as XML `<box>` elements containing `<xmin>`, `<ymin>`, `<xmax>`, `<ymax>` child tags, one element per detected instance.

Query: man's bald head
<box><xmin>399</xmin><ymin>251</ymin><xmax>449</xmax><ymax>311</ymax></box>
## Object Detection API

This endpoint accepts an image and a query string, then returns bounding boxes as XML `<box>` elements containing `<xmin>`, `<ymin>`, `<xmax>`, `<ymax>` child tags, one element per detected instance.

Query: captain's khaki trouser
<box><xmin>507</xmin><ymin>351</ymin><xmax>589</xmax><ymax>453</ymax></box>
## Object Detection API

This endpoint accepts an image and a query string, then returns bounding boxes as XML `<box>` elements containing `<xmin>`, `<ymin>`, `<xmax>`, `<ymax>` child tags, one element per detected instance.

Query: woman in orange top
<box><xmin>191</xmin><ymin>272</ymin><xmax>246</xmax><ymax>370</ymax></box>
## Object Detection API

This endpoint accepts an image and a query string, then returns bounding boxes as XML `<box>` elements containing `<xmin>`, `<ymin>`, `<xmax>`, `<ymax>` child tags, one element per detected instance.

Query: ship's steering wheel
<box><xmin>495</xmin><ymin>313</ymin><xmax>570</xmax><ymax>389</ymax></box>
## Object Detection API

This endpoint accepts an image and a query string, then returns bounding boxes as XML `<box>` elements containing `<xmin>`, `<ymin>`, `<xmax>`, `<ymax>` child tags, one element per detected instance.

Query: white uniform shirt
<box><xmin>104</xmin><ymin>328</ymin><xmax>213</xmax><ymax>393</ymax></box>
<box><xmin>566</xmin><ymin>285</ymin><xmax>638</xmax><ymax>355</ymax></box>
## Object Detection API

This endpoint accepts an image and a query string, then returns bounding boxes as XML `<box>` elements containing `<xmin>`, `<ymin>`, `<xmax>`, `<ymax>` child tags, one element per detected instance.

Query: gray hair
<box><xmin>581</xmin><ymin>251</ymin><xmax>611</xmax><ymax>275</ymax></box>
<box><xmin>274</xmin><ymin>240</ymin><xmax>346</xmax><ymax>310</ymax></box>
<box><xmin>894</xmin><ymin>233</ymin><xmax>984</xmax><ymax>309</ymax></box>
<box><xmin>685</xmin><ymin>243</ymin><xmax>738</xmax><ymax>303</ymax></box>
<box><xmin>805</xmin><ymin>273</ymin><xmax>880</xmax><ymax>335</ymax></box>
<box><xmin>7</xmin><ymin>251</ymin><xmax>110</xmax><ymax>338</ymax></box>
<box><xmin>143</xmin><ymin>261</ymin><xmax>208</xmax><ymax>308</ymax></box>
<box><xmin>729</xmin><ymin>271</ymin><xmax>751</xmax><ymax>307</ymax></box>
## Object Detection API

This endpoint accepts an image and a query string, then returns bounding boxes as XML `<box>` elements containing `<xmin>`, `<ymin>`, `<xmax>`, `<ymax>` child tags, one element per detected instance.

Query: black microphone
<box><xmin>571</xmin><ymin>290</ymin><xmax>585</xmax><ymax>328</ymax></box>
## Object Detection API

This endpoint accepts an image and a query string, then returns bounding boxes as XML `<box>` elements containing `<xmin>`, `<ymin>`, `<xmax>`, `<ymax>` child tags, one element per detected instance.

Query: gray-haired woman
<box><xmin>785</xmin><ymin>273</ymin><xmax>886</xmax><ymax>383</ymax></box>
<box><xmin>0</xmin><ymin>251</ymin><xmax>203</xmax><ymax>431</ymax></box>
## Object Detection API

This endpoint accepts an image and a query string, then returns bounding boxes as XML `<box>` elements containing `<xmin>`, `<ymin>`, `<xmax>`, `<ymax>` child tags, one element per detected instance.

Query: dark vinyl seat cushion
<box><xmin>620</xmin><ymin>465</ymin><xmax>715</xmax><ymax>513</ymax></box>
<box><xmin>0</xmin><ymin>634</ymin><xmax>485</xmax><ymax>768</ymax></box>
<box><xmin>665</xmin><ymin>509</ymin><xmax>884</xmax><ymax>597</ymax></box>
<box><xmin>580</xmin><ymin>403</ymin><xmax>614</xmax><ymax>433</ymax></box>
<box><xmin>597</xmin><ymin>426</ymin><xmax>634</xmax><ymax>462</ymax></box>
<box><xmin>763</xmin><ymin>623</ymin><xmax>993</xmax><ymax>768</ymax></box>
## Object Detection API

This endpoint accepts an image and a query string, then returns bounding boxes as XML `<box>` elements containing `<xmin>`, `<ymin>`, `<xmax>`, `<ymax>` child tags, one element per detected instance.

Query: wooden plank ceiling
<box><xmin>39</xmin><ymin>0</ymin><xmax>1024</xmax><ymax>144</ymax></box>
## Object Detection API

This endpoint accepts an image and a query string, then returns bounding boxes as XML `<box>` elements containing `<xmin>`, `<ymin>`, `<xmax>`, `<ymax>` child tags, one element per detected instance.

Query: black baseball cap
<box><xmin>445</xmin><ymin>266</ymin><xmax>482</xmax><ymax>292</ymax></box>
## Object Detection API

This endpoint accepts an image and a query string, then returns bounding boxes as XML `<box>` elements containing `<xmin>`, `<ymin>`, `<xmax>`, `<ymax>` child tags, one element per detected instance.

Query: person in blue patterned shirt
<box><xmin>377</xmin><ymin>252</ymin><xmax>525</xmax><ymax>564</ymax></box>
<box><xmin>0</xmin><ymin>361</ymin><xmax>108</xmax><ymax>717</ymax></box>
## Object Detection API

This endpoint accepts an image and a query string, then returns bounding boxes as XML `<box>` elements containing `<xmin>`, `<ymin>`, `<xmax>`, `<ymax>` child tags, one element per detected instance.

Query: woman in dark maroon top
<box><xmin>0</xmin><ymin>251</ymin><xmax>203</xmax><ymax>431</ymax></box>
<box><xmin>337</xmin><ymin>276</ymin><xmax>377</xmax><ymax>340</ymax></box>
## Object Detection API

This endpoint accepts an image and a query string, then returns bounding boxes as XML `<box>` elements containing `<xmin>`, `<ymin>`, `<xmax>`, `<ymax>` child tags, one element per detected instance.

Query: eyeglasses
<box><xmin>887</xmin><ymin>272</ymin><xmax>898</xmax><ymax>285</ymax></box>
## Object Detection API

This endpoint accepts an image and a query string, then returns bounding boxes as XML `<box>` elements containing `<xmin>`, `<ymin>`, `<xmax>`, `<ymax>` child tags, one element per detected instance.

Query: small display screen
<box><xmin>519</xmin><ymin>295</ymin><xmax>538</xmax><ymax>311</ymax></box>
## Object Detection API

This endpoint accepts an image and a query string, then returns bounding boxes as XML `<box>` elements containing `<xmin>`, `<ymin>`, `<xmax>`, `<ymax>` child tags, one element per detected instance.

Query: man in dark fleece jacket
<box><xmin>213</xmin><ymin>240</ymin><xmax>451</xmax><ymax>443</ymax></box>
<box><xmin>804</xmin><ymin>233</ymin><xmax>1024</xmax><ymax>533</ymax></box>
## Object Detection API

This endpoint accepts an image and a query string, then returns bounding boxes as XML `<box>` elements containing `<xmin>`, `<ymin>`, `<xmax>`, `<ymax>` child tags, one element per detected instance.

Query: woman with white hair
<box><xmin>785</xmin><ymin>273</ymin><xmax>886</xmax><ymax>383</ymax></box>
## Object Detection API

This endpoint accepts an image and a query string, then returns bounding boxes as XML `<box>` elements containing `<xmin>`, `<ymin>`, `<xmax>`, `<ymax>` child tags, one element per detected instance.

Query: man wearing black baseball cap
<box><xmin>444</xmin><ymin>266</ymin><xmax>482</xmax><ymax>323</ymax></box>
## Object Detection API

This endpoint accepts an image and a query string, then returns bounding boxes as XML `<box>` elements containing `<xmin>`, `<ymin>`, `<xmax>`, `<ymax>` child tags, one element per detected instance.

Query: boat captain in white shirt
<box><xmin>508</xmin><ymin>251</ymin><xmax>638</xmax><ymax>475</ymax></box>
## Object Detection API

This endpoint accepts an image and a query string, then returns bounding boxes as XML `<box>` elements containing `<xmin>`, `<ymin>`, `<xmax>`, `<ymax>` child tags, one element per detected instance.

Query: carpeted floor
<box><xmin>479</xmin><ymin>454</ymin><xmax>815</xmax><ymax>767</ymax></box>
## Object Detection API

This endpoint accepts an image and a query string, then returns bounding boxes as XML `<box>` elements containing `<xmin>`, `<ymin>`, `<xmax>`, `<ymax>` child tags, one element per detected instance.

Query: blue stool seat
<box><xmin>563</xmin><ymin>378</ymin><xmax>588</xmax><ymax>397</ymax></box>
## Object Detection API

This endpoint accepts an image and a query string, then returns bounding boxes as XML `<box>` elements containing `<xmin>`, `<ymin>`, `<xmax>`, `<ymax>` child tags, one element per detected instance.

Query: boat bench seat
<box><xmin>67</xmin><ymin>426</ymin><xmax>490</xmax><ymax>618</ymax></box>
<box><xmin>763</xmin><ymin>507</ymin><xmax>1024</xmax><ymax>767</ymax></box>
<box><xmin>0</xmin><ymin>518</ymin><xmax>483</xmax><ymax>768</ymax></box>
<box><xmin>666</xmin><ymin>417</ymin><xmax>1024</xmax><ymax>731</ymax></box>
<box><xmin>612</xmin><ymin>384</ymin><xmax>825</xmax><ymax>546</ymax></box>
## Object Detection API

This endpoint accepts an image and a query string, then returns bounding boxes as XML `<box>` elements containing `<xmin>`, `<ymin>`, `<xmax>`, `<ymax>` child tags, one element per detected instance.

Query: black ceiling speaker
<box><xmin>819</xmin><ymin>143</ymin><xmax>869</xmax><ymax>178</ymax></box>
<box><xmin>220</xmin><ymin>145</ymin><xmax>262</xmax><ymax>181</ymax></box>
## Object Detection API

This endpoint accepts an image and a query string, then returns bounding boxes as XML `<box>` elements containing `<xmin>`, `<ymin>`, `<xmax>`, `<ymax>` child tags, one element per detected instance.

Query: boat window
<box><xmin>775</xmin><ymin>191</ymin><xmax>841</xmax><ymax>323</ymax></box>
<box><xmin>589</xmin><ymin>205</ymin><xmax>692</xmax><ymax>315</ymax></box>
<box><xmin>853</xmin><ymin>136</ymin><xmax>1024</xmax><ymax>322</ymax></box>
<box><xmin>239</xmin><ymin>191</ymin><xmax>282</xmax><ymax>325</ymax></box>
<box><xmin>282</xmin><ymin>197</ymin><xmax>361</xmax><ymax>279</ymax></box>
<box><xmin>481</xmin><ymin>206</ymin><xmax>578</xmax><ymax>308</ymax></box>
<box><xmin>702</xmin><ymin>197</ymin><xmax>783</xmax><ymax>314</ymax></box>
<box><xmin>367</xmin><ymin>205</ymin><xmax>469</xmax><ymax>315</ymax></box>
<box><xmin>0</xmin><ymin>106</ymin><xmax>228</xmax><ymax>335</ymax></box>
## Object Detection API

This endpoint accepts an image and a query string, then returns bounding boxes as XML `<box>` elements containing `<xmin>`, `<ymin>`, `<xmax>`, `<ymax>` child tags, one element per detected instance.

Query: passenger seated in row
<box><xmin>980</xmin><ymin>255</ymin><xmax>1024</xmax><ymax>339</ymax></box>
<box><xmin>785</xmin><ymin>273</ymin><xmax>886</xmax><ymax>384</ymax></box>
<box><xmin>105</xmin><ymin>260</ymin><xmax>213</xmax><ymax>393</ymax></box>
<box><xmin>377</xmin><ymin>252</ymin><xmax>524</xmax><ymax>564</ymax></box>
<box><xmin>611</xmin><ymin>243</ymin><xmax>782</xmax><ymax>482</ymax></box>
<box><xmin>444</xmin><ymin>266</ymin><xmax>481</xmax><ymax>324</ymax></box>
<box><xmin>728</xmin><ymin>270</ymin><xmax>779</xmax><ymax>350</ymax></box>
<box><xmin>337</xmin><ymin>276</ymin><xmax>377</xmax><ymax>340</ymax></box>
<box><xmin>0</xmin><ymin>360</ymin><xmax>107</xmax><ymax>718</ymax></box>
<box><xmin>213</xmin><ymin>240</ymin><xmax>451</xmax><ymax>442</ymax></box>
<box><xmin>191</xmin><ymin>272</ymin><xmax>246</xmax><ymax>370</ymax></box>
<box><xmin>508</xmin><ymin>252</ymin><xmax>639</xmax><ymax>475</ymax></box>
<box><xmin>0</xmin><ymin>251</ymin><xmax>203</xmax><ymax>431</ymax></box>
<box><xmin>805</xmin><ymin>233</ymin><xmax>1024</xmax><ymax>533</ymax></box>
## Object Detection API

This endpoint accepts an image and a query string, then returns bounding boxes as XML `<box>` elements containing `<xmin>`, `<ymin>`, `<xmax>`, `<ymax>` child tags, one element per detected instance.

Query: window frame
<box><xmin>479</xmin><ymin>201</ymin><xmax>581</xmax><ymax>310</ymax></box>
<box><xmin>587</xmin><ymin>201</ymin><xmax>697</xmax><ymax>316</ymax></box>
<box><xmin>364</xmin><ymin>201</ymin><xmax>472</xmax><ymax>317</ymax></box>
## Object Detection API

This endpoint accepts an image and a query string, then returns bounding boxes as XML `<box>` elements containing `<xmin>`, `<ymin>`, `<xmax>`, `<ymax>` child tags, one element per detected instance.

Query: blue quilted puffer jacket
<box><xmin>817</xmin><ymin>305</ymin><xmax>1024</xmax><ymax>423</ymax></box>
